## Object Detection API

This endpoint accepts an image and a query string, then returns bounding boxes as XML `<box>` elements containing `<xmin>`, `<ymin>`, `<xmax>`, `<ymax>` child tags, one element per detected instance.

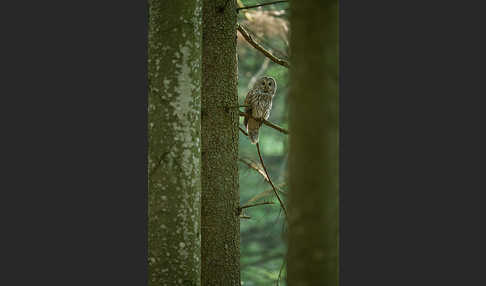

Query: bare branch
<box><xmin>237</xmin><ymin>24</ymin><xmax>290</xmax><ymax>68</ymax></box>
<box><xmin>239</xmin><ymin>126</ymin><xmax>249</xmax><ymax>136</ymax></box>
<box><xmin>244</xmin><ymin>183</ymin><xmax>286</xmax><ymax>205</ymax></box>
<box><xmin>261</xmin><ymin>118</ymin><xmax>290</xmax><ymax>135</ymax></box>
<box><xmin>239</xmin><ymin>111</ymin><xmax>289</xmax><ymax>134</ymax></box>
<box><xmin>256</xmin><ymin>142</ymin><xmax>288</xmax><ymax>218</ymax></box>
<box><xmin>236</xmin><ymin>1</ymin><xmax>288</xmax><ymax>12</ymax></box>
<box><xmin>239</xmin><ymin>157</ymin><xmax>268</xmax><ymax>181</ymax></box>
<box><xmin>228</xmin><ymin>104</ymin><xmax>249</xmax><ymax>109</ymax></box>
<box><xmin>241</xmin><ymin>201</ymin><xmax>275</xmax><ymax>209</ymax></box>
<box><xmin>277</xmin><ymin>257</ymin><xmax>286</xmax><ymax>285</ymax></box>
<box><xmin>240</xmin><ymin>215</ymin><xmax>251</xmax><ymax>219</ymax></box>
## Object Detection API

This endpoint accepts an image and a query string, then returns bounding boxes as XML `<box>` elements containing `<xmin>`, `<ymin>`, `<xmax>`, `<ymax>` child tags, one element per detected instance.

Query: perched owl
<box><xmin>244</xmin><ymin>76</ymin><xmax>277</xmax><ymax>144</ymax></box>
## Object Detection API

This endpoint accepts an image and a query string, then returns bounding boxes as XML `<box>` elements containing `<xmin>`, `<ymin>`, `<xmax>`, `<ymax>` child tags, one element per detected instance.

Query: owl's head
<box><xmin>255</xmin><ymin>76</ymin><xmax>277</xmax><ymax>95</ymax></box>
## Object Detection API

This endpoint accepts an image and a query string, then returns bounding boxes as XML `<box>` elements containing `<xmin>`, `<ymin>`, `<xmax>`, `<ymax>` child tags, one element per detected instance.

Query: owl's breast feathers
<box><xmin>244</xmin><ymin>87</ymin><xmax>274</xmax><ymax>144</ymax></box>
<box><xmin>245</xmin><ymin>90</ymin><xmax>273</xmax><ymax>120</ymax></box>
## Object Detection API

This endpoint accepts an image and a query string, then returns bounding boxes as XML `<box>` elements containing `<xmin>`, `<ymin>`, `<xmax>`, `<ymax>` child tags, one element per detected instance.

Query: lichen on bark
<box><xmin>148</xmin><ymin>0</ymin><xmax>202</xmax><ymax>285</ymax></box>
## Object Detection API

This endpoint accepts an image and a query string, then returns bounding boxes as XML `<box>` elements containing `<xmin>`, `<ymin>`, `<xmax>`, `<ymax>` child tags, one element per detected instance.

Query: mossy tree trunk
<box><xmin>148</xmin><ymin>0</ymin><xmax>202</xmax><ymax>285</ymax></box>
<box><xmin>287</xmin><ymin>0</ymin><xmax>339</xmax><ymax>285</ymax></box>
<box><xmin>201</xmin><ymin>0</ymin><xmax>240</xmax><ymax>284</ymax></box>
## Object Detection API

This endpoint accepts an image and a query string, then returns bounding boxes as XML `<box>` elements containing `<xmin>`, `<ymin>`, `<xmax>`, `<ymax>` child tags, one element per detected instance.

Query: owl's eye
<box><xmin>269</xmin><ymin>82</ymin><xmax>272</xmax><ymax>86</ymax></box>
<box><xmin>261</xmin><ymin>82</ymin><xmax>265</xmax><ymax>86</ymax></box>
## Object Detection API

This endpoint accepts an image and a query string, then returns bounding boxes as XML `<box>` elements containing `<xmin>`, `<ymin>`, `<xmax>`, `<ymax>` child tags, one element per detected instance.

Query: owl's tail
<box><xmin>247</xmin><ymin>117</ymin><xmax>261</xmax><ymax>144</ymax></box>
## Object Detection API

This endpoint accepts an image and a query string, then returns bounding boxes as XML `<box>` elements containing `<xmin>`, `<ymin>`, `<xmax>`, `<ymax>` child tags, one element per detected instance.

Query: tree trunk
<box><xmin>148</xmin><ymin>0</ymin><xmax>202</xmax><ymax>285</ymax></box>
<box><xmin>287</xmin><ymin>0</ymin><xmax>339</xmax><ymax>285</ymax></box>
<box><xmin>201</xmin><ymin>0</ymin><xmax>240</xmax><ymax>284</ymax></box>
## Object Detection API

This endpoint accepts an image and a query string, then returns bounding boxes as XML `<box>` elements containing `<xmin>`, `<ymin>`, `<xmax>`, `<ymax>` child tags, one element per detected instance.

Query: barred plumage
<box><xmin>244</xmin><ymin>76</ymin><xmax>277</xmax><ymax>144</ymax></box>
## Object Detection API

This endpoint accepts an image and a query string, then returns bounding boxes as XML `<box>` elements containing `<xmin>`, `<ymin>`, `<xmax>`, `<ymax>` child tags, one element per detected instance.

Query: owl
<box><xmin>243</xmin><ymin>76</ymin><xmax>277</xmax><ymax>144</ymax></box>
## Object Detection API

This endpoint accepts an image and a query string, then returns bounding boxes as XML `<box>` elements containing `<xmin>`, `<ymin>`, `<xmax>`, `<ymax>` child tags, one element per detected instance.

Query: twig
<box><xmin>228</xmin><ymin>105</ymin><xmax>249</xmax><ymax>109</ymax></box>
<box><xmin>236</xmin><ymin>1</ymin><xmax>288</xmax><ymax>11</ymax></box>
<box><xmin>241</xmin><ymin>201</ymin><xmax>275</xmax><ymax>209</ymax></box>
<box><xmin>237</xmin><ymin>24</ymin><xmax>290</xmax><ymax>68</ymax></box>
<box><xmin>239</xmin><ymin>126</ymin><xmax>249</xmax><ymax>136</ymax></box>
<box><xmin>239</xmin><ymin>157</ymin><xmax>268</xmax><ymax>181</ymax></box>
<box><xmin>276</xmin><ymin>258</ymin><xmax>286</xmax><ymax>285</ymax></box>
<box><xmin>239</xmin><ymin>111</ymin><xmax>289</xmax><ymax>134</ymax></box>
<box><xmin>256</xmin><ymin>142</ymin><xmax>288</xmax><ymax>218</ymax></box>
<box><xmin>261</xmin><ymin>118</ymin><xmax>289</xmax><ymax>135</ymax></box>
<box><xmin>240</xmin><ymin>215</ymin><xmax>251</xmax><ymax>219</ymax></box>
<box><xmin>244</xmin><ymin>184</ymin><xmax>287</xmax><ymax>206</ymax></box>
<box><xmin>226</xmin><ymin>104</ymin><xmax>248</xmax><ymax>114</ymax></box>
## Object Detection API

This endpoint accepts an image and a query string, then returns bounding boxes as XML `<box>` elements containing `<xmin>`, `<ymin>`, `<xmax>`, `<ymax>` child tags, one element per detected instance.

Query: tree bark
<box><xmin>287</xmin><ymin>0</ymin><xmax>339</xmax><ymax>285</ymax></box>
<box><xmin>201</xmin><ymin>0</ymin><xmax>240</xmax><ymax>284</ymax></box>
<box><xmin>148</xmin><ymin>0</ymin><xmax>202</xmax><ymax>285</ymax></box>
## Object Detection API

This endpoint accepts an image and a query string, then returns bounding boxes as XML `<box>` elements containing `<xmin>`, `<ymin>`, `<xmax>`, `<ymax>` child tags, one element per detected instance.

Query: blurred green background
<box><xmin>237</xmin><ymin>1</ymin><xmax>290</xmax><ymax>284</ymax></box>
